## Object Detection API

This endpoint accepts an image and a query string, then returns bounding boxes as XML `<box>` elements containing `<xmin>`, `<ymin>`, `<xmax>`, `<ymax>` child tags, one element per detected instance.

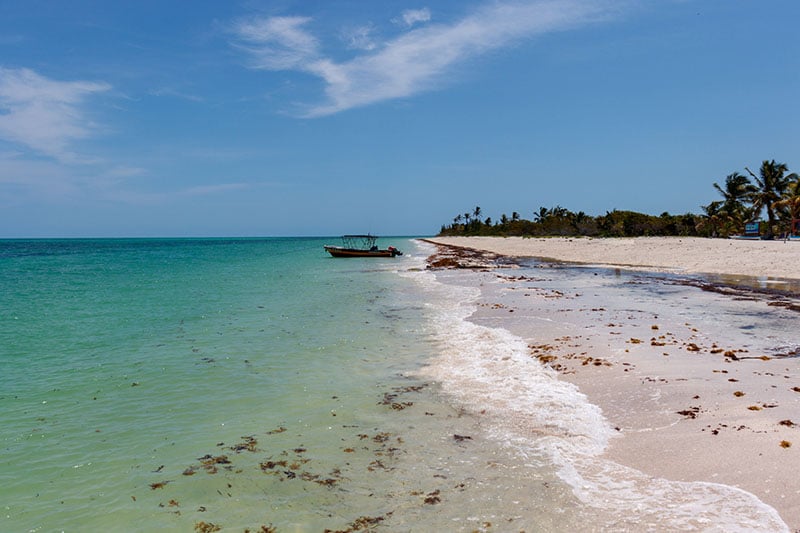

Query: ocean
<box><xmin>0</xmin><ymin>238</ymin><xmax>792</xmax><ymax>532</ymax></box>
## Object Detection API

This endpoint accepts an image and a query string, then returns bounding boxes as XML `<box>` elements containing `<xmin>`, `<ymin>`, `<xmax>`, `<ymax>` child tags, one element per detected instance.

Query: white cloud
<box><xmin>396</xmin><ymin>8</ymin><xmax>432</xmax><ymax>28</ymax></box>
<box><xmin>0</xmin><ymin>67</ymin><xmax>110</xmax><ymax>161</ymax></box>
<box><xmin>232</xmin><ymin>0</ymin><xmax>618</xmax><ymax>117</ymax></box>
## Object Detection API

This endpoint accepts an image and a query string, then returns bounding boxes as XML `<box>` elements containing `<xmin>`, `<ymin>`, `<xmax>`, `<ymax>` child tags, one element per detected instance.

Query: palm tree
<box><xmin>570</xmin><ymin>210</ymin><xmax>589</xmax><ymax>234</ymax></box>
<box><xmin>746</xmin><ymin>160</ymin><xmax>792</xmax><ymax>239</ymax></box>
<box><xmin>472</xmin><ymin>206</ymin><xmax>482</xmax><ymax>222</ymax></box>
<box><xmin>533</xmin><ymin>206</ymin><xmax>549</xmax><ymax>223</ymax></box>
<box><xmin>711</xmin><ymin>172</ymin><xmax>757</xmax><ymax>235</ymax></box>
<box><xmin>699</xmin><ymin>200</ymin><xmax>724</xmax><ymax>237</ymax></box>
<box><xmin>772</xmin><ymin>175</ymin><xmax>800</xmax><ymax>236</ymax></box>
<box><xmin>713</xmin><ymin>172</ymin><xmax>755</xmax><ymax>222</ymax></box>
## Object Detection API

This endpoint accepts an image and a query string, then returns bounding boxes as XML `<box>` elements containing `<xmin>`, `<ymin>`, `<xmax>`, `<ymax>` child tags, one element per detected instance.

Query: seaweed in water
<box><xmin>194</xmin><ymin>521</ymin><xmax>221</xmax><ymax>532</ymax></box>
<box><xmin>228</xmin><ymin>435</ymin><xmax>258</xmax><ymax>453</ymax></box>
<box><xmin>423</xmin><ymin>489</ymin><xmax>441</xmax><ymax>504</ymax></box>
<box><xmin>323</xmin><ymin>514</ymin><xmax>387</xmax><ymax>533</ymax></box>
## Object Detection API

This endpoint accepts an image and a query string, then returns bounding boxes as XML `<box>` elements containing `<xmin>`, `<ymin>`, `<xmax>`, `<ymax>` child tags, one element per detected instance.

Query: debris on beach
<box><xmin>581</xmin><ymin>356</ymin><xmax>612</xmax><ymax>367</ymax></box>
<box><xmin>423</xmin><ymin>241</ymin><xmax>505</xmax><ymax>269</ymax></box>
<box><xmin>677</xmin><ymin>407</ymin><xmax>701</xmax><ymax>419</ymax></box>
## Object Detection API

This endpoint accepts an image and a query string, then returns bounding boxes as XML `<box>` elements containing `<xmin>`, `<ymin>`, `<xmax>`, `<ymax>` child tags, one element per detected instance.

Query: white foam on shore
<box><xmin>404</xmin><ymin>241</ymin><xmax>789</xmax><ymax>532</ymax></box>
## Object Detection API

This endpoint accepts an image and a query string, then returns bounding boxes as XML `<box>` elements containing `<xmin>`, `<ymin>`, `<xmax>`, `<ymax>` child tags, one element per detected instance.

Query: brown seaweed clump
<box><xmin>194</xmin><ymin>521</ymin><xmax>221</xmax><ymax>532</ymax></box>
<box><xmin>677</xmin><ymin>407</ymin><xmax>701</xmax><ymax>419</ymax></box>
<box><xmin>228</xmin><ymin>435</ymin><xmax>259</xmax><ymax>453</ymax></box>
<box><xmin>423</xmin><ymin>489</ymin><xmax>442</xmax><ymax>505</ymax></box>
<box><xmin>324</xmin><ymin>515</ymin><xmax>387</xmax><ymax>533</ymax></box>
<box><xmin>423</xmin><ymin>241</ymin><xmax>503</xmax><ymax>270</ymax></box>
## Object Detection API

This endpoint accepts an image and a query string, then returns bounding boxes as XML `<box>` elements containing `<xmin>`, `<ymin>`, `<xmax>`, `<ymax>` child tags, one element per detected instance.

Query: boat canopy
<box><xmin>339</xmin><ymin>234</ymin><xmax>379</xmax><ymax>250</ymax></box>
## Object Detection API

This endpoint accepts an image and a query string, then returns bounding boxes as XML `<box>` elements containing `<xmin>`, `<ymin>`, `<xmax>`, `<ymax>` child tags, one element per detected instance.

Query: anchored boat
<box><xmin>324</xmin><ymin>235</ymin><xmax>403</xmax><ymax>258</ymax></box>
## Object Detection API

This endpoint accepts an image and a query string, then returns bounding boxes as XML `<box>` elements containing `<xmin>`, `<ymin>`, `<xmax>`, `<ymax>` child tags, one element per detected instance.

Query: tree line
<box><xmin>438</xmin><ymin>160</ymin><xmax>799</xmax><ymax>239</ymax></box>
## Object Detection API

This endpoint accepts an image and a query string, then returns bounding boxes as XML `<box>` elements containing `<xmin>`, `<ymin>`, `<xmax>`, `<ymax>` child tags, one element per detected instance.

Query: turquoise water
<box><xmin>0</xmin><ymin>238</ymin><xmax>455</xmax><ymax>531</ymax></box>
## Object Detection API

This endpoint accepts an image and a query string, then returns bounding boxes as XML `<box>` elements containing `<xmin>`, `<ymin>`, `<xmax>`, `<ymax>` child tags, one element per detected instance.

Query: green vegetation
<box><xmin>438</xmin><ymin>160</ymin><xmax>799</xmax><ymax>239</ymax></box>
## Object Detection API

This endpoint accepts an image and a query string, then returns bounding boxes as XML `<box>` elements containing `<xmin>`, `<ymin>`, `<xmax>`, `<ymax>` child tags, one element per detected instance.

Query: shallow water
<box><xmin>0</xmin><ymin>238</ymin><xmax>438</xmax><ymax>531</ymax></box>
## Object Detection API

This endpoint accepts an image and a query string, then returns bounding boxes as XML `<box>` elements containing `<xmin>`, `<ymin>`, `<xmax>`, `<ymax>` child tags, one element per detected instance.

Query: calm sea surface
<box><xmin>0</xmin><ymin>238</ymin><xmax>573</xmax><ymax>532</ymax></box>
<box><xmin>0</xmin><ymin>238</ymin><xmax>792</xmax><ymax>532</ymax></box>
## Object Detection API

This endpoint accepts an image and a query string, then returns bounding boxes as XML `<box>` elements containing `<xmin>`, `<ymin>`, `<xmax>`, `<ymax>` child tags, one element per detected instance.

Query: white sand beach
<box><xmin>428</xmin><ymin>236</ymin><xmax>800</xmax><ymax>281</ymax></box>
<box><xmin>425</xmin><ymin>236</ymin><xmax>800</xmax><ymax>529</ymax></box>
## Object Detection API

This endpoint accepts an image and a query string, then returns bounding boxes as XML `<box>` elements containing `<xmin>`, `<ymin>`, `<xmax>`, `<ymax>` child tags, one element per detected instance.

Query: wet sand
<box><xmin>424</xmin><ymin>237</ymin><xmax>800</xmax><ymax>530</ymax></box>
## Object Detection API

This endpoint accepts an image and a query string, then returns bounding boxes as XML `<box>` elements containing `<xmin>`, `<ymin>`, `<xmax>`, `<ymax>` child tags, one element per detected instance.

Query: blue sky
<box><xmin>1</xmin><ymin>0</ymin><xmax>798</xmax><ymax>237</ymax></box>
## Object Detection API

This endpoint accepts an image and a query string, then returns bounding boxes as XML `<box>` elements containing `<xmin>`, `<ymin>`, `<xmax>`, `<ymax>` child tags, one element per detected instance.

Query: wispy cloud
<box><xmin>395</xmin><ymin>8</ymin><xmax>432</xmax><ymax>28</ymax></box>
<box><xmin>233</xmin><ymin>16</ymin><xmax>319</xmax><ymax>70</ymax></box>
<box><xmin>0</xmin><ymin>67</ymin><xmax>111</xmax><ymax>162</ymax></box>
<box><xmin>342</xmin><ymin>24</ymin><xmax>377</xmax><ymax>51</ymax></box>
<box><xmin>232</xmin><ymin>0</ymin><xmax>619</xmax><ymax>117</ymax></box>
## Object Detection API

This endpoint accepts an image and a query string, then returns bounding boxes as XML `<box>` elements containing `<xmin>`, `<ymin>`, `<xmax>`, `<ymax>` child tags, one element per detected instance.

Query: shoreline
<box><xmin>422</xmin><ymin>237</ymin><xmax>800</xmax><ymax>530</ymax></box>
<box><xmin>426</xmin><ymin>236</ymin><xmax>800</xmax><ymax>288</ymax></box>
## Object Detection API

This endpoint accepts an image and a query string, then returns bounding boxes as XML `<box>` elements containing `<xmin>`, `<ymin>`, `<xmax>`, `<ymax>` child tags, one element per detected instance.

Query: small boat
<box><xmin>324</xmin><ymin>235</ymin><xmax>403</xmax><ymax>258</ymax></box>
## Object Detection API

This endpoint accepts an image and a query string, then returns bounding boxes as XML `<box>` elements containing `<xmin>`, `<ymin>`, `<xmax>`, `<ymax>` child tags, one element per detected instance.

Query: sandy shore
<box><xmin>428</xmin><ymin>236</ymin><xmax>800</xmax><ymax>282</ymax></box>
<box><xmin>424</xmin><ymin>238</ymin><xmax>800</xmax><ymax>530</ymax></box>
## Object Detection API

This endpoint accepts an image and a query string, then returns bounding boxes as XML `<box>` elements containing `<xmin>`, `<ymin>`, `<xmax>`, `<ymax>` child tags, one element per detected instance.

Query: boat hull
<box><xmin>324</xmin><ymin>246</ymin><xmax>400</xmax><ymax>258</ymax></box>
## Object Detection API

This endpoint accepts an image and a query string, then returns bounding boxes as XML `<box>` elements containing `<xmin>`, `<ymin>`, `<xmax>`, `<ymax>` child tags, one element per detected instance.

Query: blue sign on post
<box><xmin>744</xmin><ymin>222</ymin><xmax>760</xmax><ymax>236</ymax></box>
